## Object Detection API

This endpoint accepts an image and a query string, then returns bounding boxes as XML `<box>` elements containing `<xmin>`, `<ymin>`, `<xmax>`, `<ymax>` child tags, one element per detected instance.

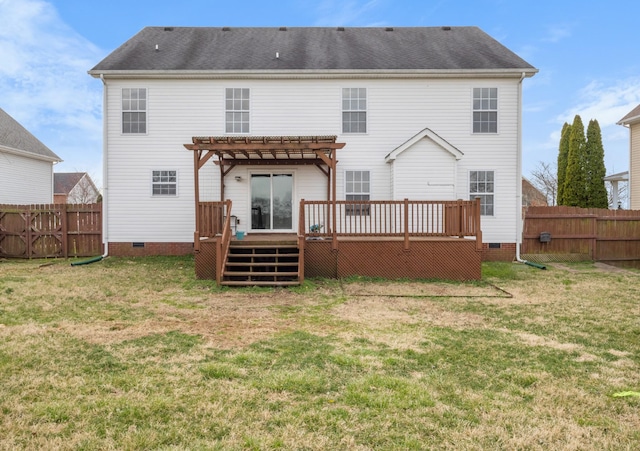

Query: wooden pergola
<box><xmin>184</xmin><ymin>135</ymin><xmax>346</xmax><ymax>239</ymax></box>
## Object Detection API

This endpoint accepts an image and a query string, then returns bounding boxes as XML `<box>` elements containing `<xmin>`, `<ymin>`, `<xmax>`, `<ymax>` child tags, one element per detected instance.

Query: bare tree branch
<box><xmin>528</xmin><ymin>161</ymin><xmax>558</xmax><ymax>206</ymax></box>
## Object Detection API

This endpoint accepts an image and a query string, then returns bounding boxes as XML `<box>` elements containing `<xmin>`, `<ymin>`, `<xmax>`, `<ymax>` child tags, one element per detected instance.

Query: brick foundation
<box><xmin>480</xmin><ymin>242</ymin><xmax>516</xmax><ymax>262</ymax></box>
<box><xmin>107</xmin><ymin>242</ymin><xmax>194</xmax><ymax>257</ymax></box>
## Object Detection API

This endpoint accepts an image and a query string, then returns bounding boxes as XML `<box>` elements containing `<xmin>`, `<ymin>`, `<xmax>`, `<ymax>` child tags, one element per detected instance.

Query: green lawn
<box><xmin>0</xmin><ymin>257</ymin><xmax>639</xmax><ymax>450</ymax></box>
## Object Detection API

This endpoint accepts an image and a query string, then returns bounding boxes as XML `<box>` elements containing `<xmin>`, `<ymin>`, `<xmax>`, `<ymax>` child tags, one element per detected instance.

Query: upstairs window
<box><xmin>473</xmin><ymin>88</ymin><xmax>497</xmax><ymax>133</ymax></box>
<box><xmin>225</xmin><ymin>88</ymin><xmax>250</xmax><ymax>133</ymax></box>
<box><xmin>152</xmin><ymin>170</ymin><xmax>177</xmax><ymax>196</ymax></box>
<box><xmin>342</xmin><ymin>88</ymin><xmax>367</xmax><ymax>133</ymax></box>
<box><xmin>345</xmin><ymin>170</ymin><xmax>370</xmax><ymax>215</ymax></box>
<box><xmin>122</xmin><ymin>88</ymin><xmax>146</xmax><ymax>134</ymax></box>
<box><xmin>470</xmin><ymin>170</ymin><xmax>494</xmax><ymax>216</ymax></box>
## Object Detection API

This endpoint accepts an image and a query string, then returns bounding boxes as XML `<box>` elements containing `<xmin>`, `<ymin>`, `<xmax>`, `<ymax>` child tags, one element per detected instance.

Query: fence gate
<box><xmin>0</xmin><ymin>203</ymin><xmax>102</xmax><ymax>259</ymax></box>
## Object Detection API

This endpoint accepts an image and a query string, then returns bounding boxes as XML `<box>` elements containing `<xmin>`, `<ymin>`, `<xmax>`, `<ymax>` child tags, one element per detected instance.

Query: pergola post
<box><xmin>193</xmin><ymin>150</ymin><xmax>201</xmax><ymax>250</ymax></box>
<box><xmin>331</xmin><ymin>150</ymin><xmax>338</xmax><ymax>250</ymax></box>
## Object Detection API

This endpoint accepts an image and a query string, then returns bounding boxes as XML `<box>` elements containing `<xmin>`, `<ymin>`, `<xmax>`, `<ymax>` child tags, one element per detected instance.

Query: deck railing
<box><xmin>216</xmin><ymin>207</ymin><xmax>234</xmax><ymax>285</ymax></box>
<box><xmin>194</xmin><ymin>200</ymin><xmax>233</xmax><ymax>284</ymax></box>
<box><xmin>197</xmin><ymin>201</ymin><xmax>229</xmax><ymax>239</ymax></box>
<box><xmin>300</xmin><ymin>198</ymin><xmax>482</xmax><ymax>250</ymax></box>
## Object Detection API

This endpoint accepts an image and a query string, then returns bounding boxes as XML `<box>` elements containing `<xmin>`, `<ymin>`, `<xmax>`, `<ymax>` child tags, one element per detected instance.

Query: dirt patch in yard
<box><xmin>341</xmin><ymin>281</ymin><xmax>506</xmax><ymax>298</ymax></box>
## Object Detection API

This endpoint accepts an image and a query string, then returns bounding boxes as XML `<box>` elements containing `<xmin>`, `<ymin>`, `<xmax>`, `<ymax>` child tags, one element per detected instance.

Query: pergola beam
<box><xmin>185</xmin><ymin>135</ymin><xmax>345</xmax><ymax>242</ymax></box>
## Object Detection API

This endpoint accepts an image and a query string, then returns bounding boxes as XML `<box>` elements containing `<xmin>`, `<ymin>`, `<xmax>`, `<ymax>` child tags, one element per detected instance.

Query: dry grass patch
<box><xmin>1</xmin><ymin>257</ymin><xmax>639</xmax><ymax>450</ymax></box>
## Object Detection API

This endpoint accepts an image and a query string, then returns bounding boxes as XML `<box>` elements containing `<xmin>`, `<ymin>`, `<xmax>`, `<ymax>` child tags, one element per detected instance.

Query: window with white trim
<box><xmin>473</xmin><ymin>88</ymin><xmax>497</xmax><ymax>133</ymax></box>
<box><xmin>122</xmin><ymin>88</ymin><xmax>146</xmax><ymax>134</ymax></box>
<box><xmin>470</xmin><ymin>170</ymin><xmax>494</xmax><ymax>216</ymax></box>
<box><xmin>345</xmin><ymin>170</ymin><xmax>370</xmax><ymax>215</ymax></box>
<box><xmin>152</xmin><ymin>170</ymin><xmax>177</xmax><ymax>196</ymax></box>
<box><xmin>225</xmin><ymin>88</ymin><xmax>250</xmax><ymax>133</ymax></box>
<box><xmin>342</xmin><ymin>88</ymin><xmax>367</xmax><ymax>133</ymax></box>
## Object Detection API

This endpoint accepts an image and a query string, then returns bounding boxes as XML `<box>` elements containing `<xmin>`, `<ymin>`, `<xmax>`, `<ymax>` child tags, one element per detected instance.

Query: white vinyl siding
<box><xmin>630</xmin><ymin>124</ymin><xmax>640</xmax><ymax>209</ymax></box>
<box><xmin>342</xmin><ymin>88</ymin><xmax>367</xmax><ymax>133</ymax></box>
<box><xmin>473</xmin><ymin>88</ymin><xmax>497</xmax><ymax>133</ymax></box>
<box><xmin>103</xmin><ymin>77</ymin><xmax>520</xmax><ymax>244</ymax></box>
<box><xmin>0</xmin><ymin>151</ymin><xmax>54</xmax><ymax>204</ymax></box>
<box><xmin>391</xmin><ymin>138</ymin><xmax>457</xmax><ymax>201</ymax></box>
<box><xmin>122</xmin><ymin>88</ymin><xmax>147</xmax><ymax>134</ymax></box>
<box><xmin>225</xmin><ymin>88</ymin><xmax>250</xmax><ymax>133</ymax></box>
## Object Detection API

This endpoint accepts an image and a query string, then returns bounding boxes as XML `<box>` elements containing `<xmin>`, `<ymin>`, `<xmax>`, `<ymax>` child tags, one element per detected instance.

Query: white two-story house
<box><xmin>89</xmin><ymin>26</ymin><xmax>536</xmax><ymax>262</ymax></box>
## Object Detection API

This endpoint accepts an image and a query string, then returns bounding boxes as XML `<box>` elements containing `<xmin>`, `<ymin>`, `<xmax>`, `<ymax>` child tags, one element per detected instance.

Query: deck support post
<box><xmin>403</xmin><ymin>198</ymin><xmax>410</xmax><ymax>251</ymax></box>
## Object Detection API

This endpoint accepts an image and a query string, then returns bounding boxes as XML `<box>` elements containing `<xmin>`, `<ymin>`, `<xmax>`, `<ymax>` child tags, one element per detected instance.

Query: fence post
<box><xmin>25</xmin><ymin>206</ymin><xmax>32</xmax><ymax>258</ymax></box>
<box><xmin>61</xmin><ymin>203</ymin><xmax>68</xmax><ymax>258</ymax></box>
<box><xmin>591</xmin><ymin>214</ymin><xmax>597</xmax><ymax>261</ymax></box>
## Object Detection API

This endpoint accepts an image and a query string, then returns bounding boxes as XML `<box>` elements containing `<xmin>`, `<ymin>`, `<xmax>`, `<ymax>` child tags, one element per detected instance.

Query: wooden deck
<box><xmin>195</xmin><ymin>232</ymin><xmax>481</xmax><ymax>283</ymax></box>
<box><xmin>194</xmin><ymin>199</ymin><xmax>483</xmax><ymax>284</ymax></box>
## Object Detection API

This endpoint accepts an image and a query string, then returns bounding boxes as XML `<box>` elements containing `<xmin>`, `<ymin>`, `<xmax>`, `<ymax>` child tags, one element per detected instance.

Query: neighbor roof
<box><xmin>618</xmin><ymin>104</ymin><xmax>640</xmax><ymax>126</ymax></box>
<box><xmin>89</xmin><ymin>26</ymin><xmax>537</xmax><ymax>75</ymax></box>
<box><xmin>0</xmin><ymin>108</ymin><xmax>61</xmax><ymax>161</ymax></box>
<box><xmin>54</xmin><ymin>172</ymin><xmax>86</xmax><ymax>195</ymax></box>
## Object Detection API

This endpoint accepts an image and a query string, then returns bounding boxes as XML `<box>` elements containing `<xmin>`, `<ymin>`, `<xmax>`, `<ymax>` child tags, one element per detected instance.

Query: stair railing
<box><xmin>216</xmin><ymin>200</ymin><xmax>233</xmax><ymax>285</ymax></box>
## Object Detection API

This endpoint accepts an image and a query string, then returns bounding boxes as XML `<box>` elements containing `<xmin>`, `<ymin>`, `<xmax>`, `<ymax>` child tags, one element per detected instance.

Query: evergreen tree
<box><xmin>585</xmin><ymin>119</ymin><xmax>609</xmax><ymax>208</ymax></box>
<box><xmin>563</xmin><ymin>115</ymin><xmax>587</xmax><ymax>207</ymax></box>
<box><xmin>556</xmin><ymin>122</ymin><xmax>571</xmax><ymax>205</ymax></box>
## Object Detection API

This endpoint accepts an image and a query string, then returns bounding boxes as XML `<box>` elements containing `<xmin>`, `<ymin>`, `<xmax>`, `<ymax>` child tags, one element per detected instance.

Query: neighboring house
<box><xmin>54</xmin><ymin>172</ymin><xmax>100</xmax><ymax>204</ymax></box>
<box><xmin>617</xmin><ymin>104</ymin><xmax>640</xmax><ymax>209</ymax></box>
<box><xmin>522</xmin><ymin>177</ymin><xmax>548</xmax><ymax>207</ymax></box>
<box><xmin>0</xmin><ymin>108</ymin><xmax>62</xmax><ymax>204</ymax></box>
<box><xmin>89</xmin><ymin>26</ymin><xmax>537</xmax><ymax>261</ymax></box>
<box><xmin>603</xmin><ymin>171</ymin><xmax>628</xmax><ymax>209</ymax></box>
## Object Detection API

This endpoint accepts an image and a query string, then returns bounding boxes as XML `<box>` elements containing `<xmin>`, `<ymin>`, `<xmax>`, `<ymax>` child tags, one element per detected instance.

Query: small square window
<box><xmin>152</xmin><ymin>170</ymin><xmax>177</xmax><ymax>196</ymax></box>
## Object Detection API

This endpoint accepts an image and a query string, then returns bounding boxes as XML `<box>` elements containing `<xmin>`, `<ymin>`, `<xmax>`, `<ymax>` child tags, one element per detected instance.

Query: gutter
<box><xmin>100</xmin><ymin>73</ymin><xmax>109</xmax><ymax>258</ymax></box>
<box><xmin>0</xmin><ymin>145</ymin><xmax>62</xmax><ymax>163</ymax></box>
<box><xmin>515</xmin><ymin>71</ymin><xmax>545</xmax><ymax>270</ymax></box>
<box><xmin>89</xmin><ymin>68</ymin><xmax>539</xmax><ymax>80</ymax></box>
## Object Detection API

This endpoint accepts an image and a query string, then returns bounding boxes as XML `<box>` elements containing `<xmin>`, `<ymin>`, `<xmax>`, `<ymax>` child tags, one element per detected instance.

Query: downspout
<box><xmin>100</xmin><ymin>73</ymin><xmax>109</xmax><ymax>258</ymax></box>
<box><xmin>515</xmin><ymin>71</ymin><xmax>546</xmax><ymax>269</ymax></box>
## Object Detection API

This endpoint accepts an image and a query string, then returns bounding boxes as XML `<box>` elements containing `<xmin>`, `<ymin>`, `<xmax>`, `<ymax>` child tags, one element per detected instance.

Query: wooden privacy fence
<box><xmin>0</xmin><ymin>203</ymin><xmax>102</xmax><ymax>259</ymax></box>
<box><xmin>522</xmin><ymin>206</ymin><xmax>640</xmax><ymax>263</ymax></box>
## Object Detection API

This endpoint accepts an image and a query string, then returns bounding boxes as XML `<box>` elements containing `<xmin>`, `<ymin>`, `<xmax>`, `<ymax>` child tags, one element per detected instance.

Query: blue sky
<box><xmin>1</xmin><ymin>0</ymin><xmax>639</xmax><ymax>189</ymax></box>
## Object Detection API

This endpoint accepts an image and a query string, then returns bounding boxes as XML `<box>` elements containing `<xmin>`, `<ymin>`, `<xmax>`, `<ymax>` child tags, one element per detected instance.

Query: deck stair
<box><xmin>221</xmin><ymin>238</ymin><xmax>301</xmax><ymax>286</ymax></box>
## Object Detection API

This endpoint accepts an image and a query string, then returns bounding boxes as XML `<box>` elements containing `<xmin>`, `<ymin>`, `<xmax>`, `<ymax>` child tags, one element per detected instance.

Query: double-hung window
<box><xmin>225</xmin><ymin>88</ymin><xmax>250</xmax><ymax>133</ymax></box>
<box><xmin>345</xmin><ymin>170</ymin><xmax>370</xmax><ymax>215</ymax></box>
<box><xmin>470</xmin><ymin>171</ymin><xmax>494</xmax><ymax>216</ymax></box>
<box><xmin>342</xmin><ymin>88</ymin><xmax>367</xmax><ymax>133</ymax></box>
<box><xmin>122</xmin><ymin>88</ymin><xmax>146</xmax><ymax>134</ymax></box>
<box><xmin>152</xmin><ymin>170</ymin><xmax>177</xmax><ymax>196</ymax></box>
<box><xmin>472</xmin><ymin>88</ymin><xmax>497</xmax><ymax>133</ymax></box>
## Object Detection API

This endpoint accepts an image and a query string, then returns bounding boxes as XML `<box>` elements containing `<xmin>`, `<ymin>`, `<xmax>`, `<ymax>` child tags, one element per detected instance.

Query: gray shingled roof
<box><xmin>0</xmin><ymin>108</ymin><xmax>61</xmax><ymax>161</ymax></box>
<box><xmin>54</xmin><ymin>172</ymin><xmax>85</xmax><ymax>195</ymax></box>
<box><xmin>89</xmin><ymin>26</ymin><xmax>537</xmax><ymax>74</ymax></box>
<box><xmin>618</xmin><ymin>104</ymin><xmax>640</xmax><ymax>126</ymax></box>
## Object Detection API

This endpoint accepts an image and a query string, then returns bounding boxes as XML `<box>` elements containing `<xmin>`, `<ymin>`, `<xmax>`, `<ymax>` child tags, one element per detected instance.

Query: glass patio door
<box><xmin>250</xmin><ymin>173</ymin><xmax>293</xmax><ymax>231</ymax></box>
